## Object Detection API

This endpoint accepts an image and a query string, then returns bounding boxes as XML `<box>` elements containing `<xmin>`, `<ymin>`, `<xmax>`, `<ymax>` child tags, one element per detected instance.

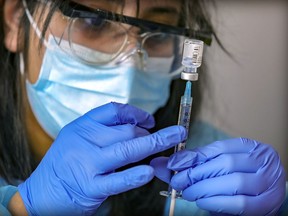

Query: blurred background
<box><xmin>199</xmin><ymin>1</ymin><xmax>288</xmax><ymax>175</ymax></box>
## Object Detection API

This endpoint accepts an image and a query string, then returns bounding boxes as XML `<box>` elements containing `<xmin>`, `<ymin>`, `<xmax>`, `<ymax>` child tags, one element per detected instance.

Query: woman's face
<box><xmin>27</xmin><ymin>0</ymin><xmax>182</xmax><ymax>83</ymax></box>
<box><xmin>4</xmin><ymin>0</ymin><xmax>182</xmax><ymax>161</ymax></box>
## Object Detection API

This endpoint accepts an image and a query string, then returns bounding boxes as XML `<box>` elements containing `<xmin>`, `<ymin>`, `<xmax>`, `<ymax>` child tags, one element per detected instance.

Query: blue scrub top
<box><xmin>1</xmin><ymin>120</ymin><xmax>287</xmax><ymax>215</ymax></box>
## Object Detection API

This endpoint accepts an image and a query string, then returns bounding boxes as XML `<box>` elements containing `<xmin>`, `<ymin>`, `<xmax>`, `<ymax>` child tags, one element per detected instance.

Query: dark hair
<box><xmin>0</xmin><ymin>0</ymin><xmax>63</xmax><ymax>183</ymax></box>
<box><xmin>0</xmin><ymin>0</ymin><xmax>217</xmax><ymax>215</ymax></box>
<box><xmin>0</xmin><ymin>0</ymin><xmax>32</xmax><ymax>183</ymax></box>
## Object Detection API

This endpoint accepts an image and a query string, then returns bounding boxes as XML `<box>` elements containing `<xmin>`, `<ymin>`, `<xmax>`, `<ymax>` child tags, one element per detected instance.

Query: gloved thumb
<box><xmin>150</xmin><ymin>157</ymin><xmax>171</xmax><ymax>184</ymax></box>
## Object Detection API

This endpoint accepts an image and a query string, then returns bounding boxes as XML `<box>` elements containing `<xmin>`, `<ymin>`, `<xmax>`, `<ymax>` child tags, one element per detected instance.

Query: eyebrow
<box><xmin>145</xmin><ymin>7</ymin><xmax>179</xmax><ymax>15</ymax></box>
<box><xmin>140</xmin><ymin>7</ymin><xmax>180</xmax><ymax>26</ymax></box>
<box><xmin>72</xmin><ymin>0</ymin><xmax>119</xmax><ymax>6</ymax></box>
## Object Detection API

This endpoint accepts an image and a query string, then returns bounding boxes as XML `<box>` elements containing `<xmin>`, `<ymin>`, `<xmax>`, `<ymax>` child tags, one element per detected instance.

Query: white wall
<box><xmin>200</xmin><ymin>1</ymin><xmax>288</xmax><ymax>174</ymax></box>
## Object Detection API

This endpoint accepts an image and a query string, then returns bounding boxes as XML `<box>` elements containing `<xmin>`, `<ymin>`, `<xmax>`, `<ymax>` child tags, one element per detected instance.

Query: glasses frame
<box><xmin>57</xmin><ymin>1</ymin><xmax>213</xmax><ymax>46</ymax></box>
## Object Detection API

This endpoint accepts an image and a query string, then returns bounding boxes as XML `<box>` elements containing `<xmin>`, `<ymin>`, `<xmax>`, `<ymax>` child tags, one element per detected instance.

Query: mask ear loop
<box><xmin>169</xmin><ymin>67</ymin><xmax>184</xmax><ymax>79</ymax></box>
<box><xmin>19</xmin><ymin>53</ymin><xmax>25</xmax><ymax>76</ymax></box>
<box><xmin>22</xmin><ymin>0</ymin><xmax>49</xmax><ymax>47</ymax></box>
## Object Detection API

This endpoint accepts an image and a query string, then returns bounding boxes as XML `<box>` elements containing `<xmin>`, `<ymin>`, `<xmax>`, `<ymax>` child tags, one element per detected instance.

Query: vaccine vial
<box><xmin>181</xmin><ymin>39</ymin><xmax>204</xmax><ymax>81</ymax></box>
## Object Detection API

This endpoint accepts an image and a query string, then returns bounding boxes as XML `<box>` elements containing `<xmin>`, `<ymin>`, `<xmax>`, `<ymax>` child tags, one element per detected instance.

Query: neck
<box><xmin>22</xmin><ymin>80</ymin><xmax>53</xmax><ymax>163</ymax></box>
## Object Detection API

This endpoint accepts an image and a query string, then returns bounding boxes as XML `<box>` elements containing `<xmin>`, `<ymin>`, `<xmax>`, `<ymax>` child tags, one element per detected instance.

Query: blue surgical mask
<box><xmin>24</xmin><ymin>36</ymin><xmax>175</xmax><ymax>138</ymax></box>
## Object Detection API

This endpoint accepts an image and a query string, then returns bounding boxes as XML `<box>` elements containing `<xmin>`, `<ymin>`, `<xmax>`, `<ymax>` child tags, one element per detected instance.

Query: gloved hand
<box><xmin>18</xmin><ymin>102</ymin><xmax>187</xmax><ymax>216</ymax></box>
<box><xmin>151</xmin><ymin>138</ymin><xmax>286</xmax><ymax>215</ymax></box>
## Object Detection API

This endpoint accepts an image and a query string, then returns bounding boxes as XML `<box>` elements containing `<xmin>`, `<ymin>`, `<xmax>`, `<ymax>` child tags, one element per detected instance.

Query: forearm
<box><xmin>0</xmin><ymin>186</ymin><xmax>28</xmax><ymax>216</ymax></box>
<box><xmin>8</xmin><ymin>192</ymin><xmax>28</xmax><ymax>216</ymax></box>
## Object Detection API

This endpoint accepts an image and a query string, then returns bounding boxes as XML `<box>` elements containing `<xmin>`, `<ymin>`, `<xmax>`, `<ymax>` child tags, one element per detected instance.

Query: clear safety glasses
<box><xmin>24</xmin><ymin>0</ymin><xmax>213</xmax><ymax>67</ymax></box>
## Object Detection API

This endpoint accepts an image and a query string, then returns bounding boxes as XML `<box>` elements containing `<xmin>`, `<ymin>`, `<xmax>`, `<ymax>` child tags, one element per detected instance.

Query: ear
<box><xmin>3</xmin><ymin>0</ymin><xmax>23</xmax><ymax>52</ymax></box>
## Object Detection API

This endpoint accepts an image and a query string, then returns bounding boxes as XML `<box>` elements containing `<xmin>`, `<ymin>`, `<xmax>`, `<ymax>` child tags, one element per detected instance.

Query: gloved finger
<box><xmin>170</xmin><ymin>153</ymin><xmax>260</xmax><ymax>189</ymax></box>
<box><xmin>109</xmin><ymin>125</ymin><xmax>150</xmax><ymax>139</ymax></box>
<box><xmin>60</xmin><ymin>120</ymin><xmax>150</xmax><ymax>148</ymax></box>
<box><xmin>93</xmin><ymin>165</ymin><xmax>154</xmax><ymax>198</ymax></box>
<box><xmin>170</xmin><ymin>143</ymin><xmax>283</xmax><ymax>191</ymax></box>
<box><xmin>95</xmin><ymin>124</ymin><xmax>150</xmax><ymax>147</ymax></box>
<box><xmin>99</xmin><ymin>125</ymin><xmax>187</xmax><ymax>172</ymax></box>
<box><xmin>180</xmin><ymin>172</ymin><xmax>279</xmax><ymax>201</ymax></box>
<box><xmin>196</xmin><ymin>195</ymin><xmax>253</xmax><ymax>215</ymax></box>
<box><xmin>84</xmin><ymin>102</ymin><xmax>155</xmax><ymax>129</ymax></box>
<box><xmin>196</xmin><ymin>180</ymin><xmax>286</xmax><ymax>216</ymax></box>
<box><xmin>150</xmin><ymin>157</ymin><xmax>171</xmax><ymax>184</ymax></box>
<box><xmin>168</xmin><ymin>138</ymin><xmax>258</xmax><ymax>170</ymax></box>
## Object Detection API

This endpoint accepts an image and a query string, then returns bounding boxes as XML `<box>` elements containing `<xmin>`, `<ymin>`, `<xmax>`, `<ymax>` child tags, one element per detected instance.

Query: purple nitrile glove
<box><xmin>18</xmin><ymin>102</ymin><xmax>187</xmax><ymax>216</ymax></box>
<box><xmin>151</xmin><ymin>138</ymin><xmax>286</xmax><ymax>215</ymax></box>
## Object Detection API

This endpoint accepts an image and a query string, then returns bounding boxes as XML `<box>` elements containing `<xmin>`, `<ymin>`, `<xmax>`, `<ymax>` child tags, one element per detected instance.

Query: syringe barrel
<box><xmin>175</xmin><ymin>98</ymin><xmax>192</xmax><ymax>152</ymax></box>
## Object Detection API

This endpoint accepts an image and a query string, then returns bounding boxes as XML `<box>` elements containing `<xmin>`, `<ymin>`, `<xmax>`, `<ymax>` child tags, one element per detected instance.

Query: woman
<box><xmin>0</xmin><ymin>0</ymin><xmax>287</xmax><ymax>215</ymax></box>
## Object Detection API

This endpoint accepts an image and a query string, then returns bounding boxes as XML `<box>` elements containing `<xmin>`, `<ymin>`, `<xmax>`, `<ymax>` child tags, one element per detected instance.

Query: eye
<box><xmin>83</xmin><ymin>17</ymin><xmax>106</xmax><ymax>29</ymax></box>
<box><xmin>147</xmin><ymin>34</ymin><xmax>174</xmax><ymax>46</ymax></box>
<box><xmin>74</xmin><ymin>16</ymin><xmax>115</xmax><ymax>38</ymax></box>
<box><xmin>81</xmin><ymin>16</ymin><xmax>110</xmax><ymax>31</ymax></box>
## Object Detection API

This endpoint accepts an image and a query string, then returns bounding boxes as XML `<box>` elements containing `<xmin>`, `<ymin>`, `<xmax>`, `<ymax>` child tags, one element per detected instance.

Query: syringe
<box><xmin>168</xmin><ymin>80</ymin><xmax>192</xmax><ymax>216</ymax></box>
<box><xmin>170</xmin><ymin>39</ymin><xmax>204</xmax><ymax>216</ymax></box>
<box><xmin>160</xmin><ymin>39</ymin><xmax>204</xmax><ymax>216</ymax></box>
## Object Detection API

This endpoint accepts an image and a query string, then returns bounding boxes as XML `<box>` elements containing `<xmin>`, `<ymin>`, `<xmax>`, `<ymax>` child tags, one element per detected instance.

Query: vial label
<box><xmin>182</xmin><ymin>39</ymin><xmax>204</xmax><ymax>68</ymax></box>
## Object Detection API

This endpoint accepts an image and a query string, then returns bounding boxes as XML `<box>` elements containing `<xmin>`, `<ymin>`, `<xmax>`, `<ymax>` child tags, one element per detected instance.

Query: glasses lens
<box><xmin>68</xmin><ymin>17</ymin><xmax>128</xmax><ymax>64</ymax></box>
<box><xmin>142</xmin><ymin>33</ymin><xmax>185</xmax><ymax>70</ymax></box>
<box><xmin>142</xmin><ymin>33</ymin><xmax>185</xmax><ymax>56</ymax></box>
<box><xmin>52</xmin><ymin>12</ymin><xmax>185</xmax><ymax>70</ymax></box>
